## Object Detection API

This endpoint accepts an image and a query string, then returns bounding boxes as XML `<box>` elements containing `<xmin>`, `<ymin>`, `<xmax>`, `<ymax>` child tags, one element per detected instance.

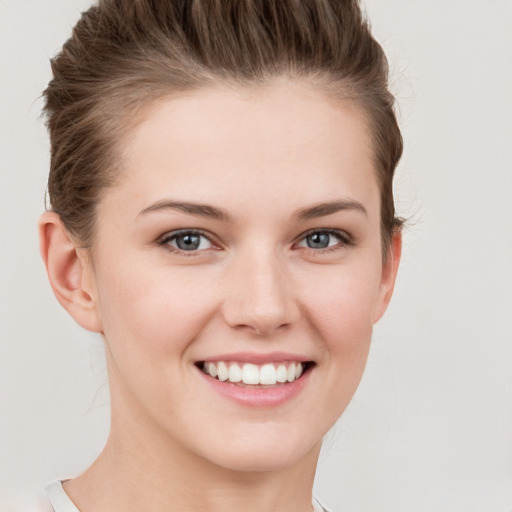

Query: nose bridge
<box><xmin>222</xmin><ymin>244</ymin><xmax>299</xmax><ymax>335</ymax></box>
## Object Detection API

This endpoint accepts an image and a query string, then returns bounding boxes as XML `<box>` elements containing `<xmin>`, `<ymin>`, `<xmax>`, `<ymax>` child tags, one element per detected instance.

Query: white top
<box><xmin>43</xmin><ymin>481</ymin><xmax>79</xmax><ymax>512</ymax></box>
<box><xmin>44</xmin><ymin>480</ymin><xmax>331</xmax><ymax>512</ymax></box>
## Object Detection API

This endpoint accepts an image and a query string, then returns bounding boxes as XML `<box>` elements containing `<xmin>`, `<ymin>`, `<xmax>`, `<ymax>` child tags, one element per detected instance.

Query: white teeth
<box><xmin>286</xmin><ymin>364</ymin><xmax>296</xmax><ymax>382</ymax></box>
<box><xmin>276</xmin><ymin>364</ymin><xmax>287</xmax><ymax>383</ymax></box>
<box><xmin>259</xmin><ymin>364</ymin><xmax>277</xmax><ymax>385</ymax></box>
<box><xmin>208</xmin><ymin>362</ymin><xmax>218</xmax><ymax>378</ymax></box>
<box><xmin>217</xmin><ymin>361</ymin><xmax>229</xmax><ymax>381</ymax></box>
<box><xmin>242</xmin><ymin>363</ymin><xmax>259</xmax><ymax>385</ymax></box>
<box><xmin>201</xmin><ymin>360</ymin><xmax>308</xmax><ymax>385</ymax></box>
<box><xmin>228</xmin><ymin>363</ymin><xmax>242</xmax><ymax>383</ymax></box>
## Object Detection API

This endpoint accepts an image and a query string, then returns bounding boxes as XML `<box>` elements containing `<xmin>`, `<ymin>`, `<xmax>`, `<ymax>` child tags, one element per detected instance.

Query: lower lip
<box><xmin>196</xmin><ymin>366</ymin><xmax>312</xmax><ymax>407</ymax></box>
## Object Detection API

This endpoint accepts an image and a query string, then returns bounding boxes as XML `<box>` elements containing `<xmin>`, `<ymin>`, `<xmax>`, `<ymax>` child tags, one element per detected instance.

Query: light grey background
<box><xmin>1</xmin><ymin>1</ymin><xmax>511</xmax><ymax>511</ymax></box>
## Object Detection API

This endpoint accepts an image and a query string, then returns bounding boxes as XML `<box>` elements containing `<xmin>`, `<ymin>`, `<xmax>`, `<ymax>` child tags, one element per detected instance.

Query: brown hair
<box><xmin>43</xmin><ymin>0</ymin><xmax>403</xmax><ymax>253</ymax></box>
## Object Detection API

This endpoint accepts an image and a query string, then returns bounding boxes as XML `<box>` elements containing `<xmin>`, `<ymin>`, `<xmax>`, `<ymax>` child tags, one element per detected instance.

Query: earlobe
<box><xmin>38</xmin><ymin>211</ymin><xmax>103</xmax><ymax>333</ymax></box>
<box><xmin>373</xmin><ymin>231</ymin><xmax>402</xmax><ymax>324</ymax></box>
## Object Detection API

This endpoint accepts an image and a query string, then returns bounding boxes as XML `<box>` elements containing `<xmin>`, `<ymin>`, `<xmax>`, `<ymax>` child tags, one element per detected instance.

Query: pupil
<box><xmin>177</xmin><ymin>234</ymin><xmax>200</xmax><ymax>250</ymax></box>
<box><xmin>307</xmin><ymin>233</ymin><xmax>329</xmax><ymax>249</ymax></box>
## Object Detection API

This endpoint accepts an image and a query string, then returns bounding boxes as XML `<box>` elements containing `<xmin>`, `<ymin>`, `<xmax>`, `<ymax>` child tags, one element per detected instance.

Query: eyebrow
<box><xmin>137</xmin><ymin>198</ymin><xmax>367</xmax><ymax>222</ymax></box>
<box><xmin>138</xmin><ymin>200</ymin><xmax>230</xmax><ymax>221</ymax></box>
<box><xmin>294</xmin><ymin>199</ymin><xmax>368</xmax><ymax>220</ymax></box>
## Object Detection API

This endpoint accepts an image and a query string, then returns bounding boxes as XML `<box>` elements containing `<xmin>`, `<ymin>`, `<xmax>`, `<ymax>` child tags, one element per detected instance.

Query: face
<box><xmin>81</xmin><ymin>81</ymin><xmax>399</xmax><ymax>473</ymax></box>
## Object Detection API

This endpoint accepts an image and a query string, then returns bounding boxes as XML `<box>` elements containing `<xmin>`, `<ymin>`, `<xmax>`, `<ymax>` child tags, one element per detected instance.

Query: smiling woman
<box><xmin>37</xmin><ymin>1</ymin><xmax>402</xmax><ymax>511</ymax></box>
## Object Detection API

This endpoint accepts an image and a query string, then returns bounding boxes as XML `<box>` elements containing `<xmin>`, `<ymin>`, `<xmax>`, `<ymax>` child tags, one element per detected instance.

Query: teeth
<box><xmin>208</xmin><ymin>362</ymin><xmax>218</xmax><ymax>378</ymax></box>
<box><xmin>286</xmin><ymin>364</ymin><xmax>296</xmax><ymax>382</ymax></box>
<box><xmin>242</xmin><ymin>363</ymin><xmax>259</xmax><ymax>384</ymax></box>
<box><xmin>228</xmin><ymin>363</ymin><xmax>242</xmax><ymax>383</ymax></box>
<box><xmin>217</xmin><ymin>361</ymin><xmax>229</xmax><ymax>381</ymax></box>
<box><xmin>201</xmin><ymin>360</ymin><xmax>307</xmax><ymax>385</ymax></box>
<box><xmin>276</xmin><ymin>364</ymin><xmax>287</xmax><ymax>383</ymax></box>
<box><xmin>259</xmin><ymin>364</ymin><xmax>277</xmax><ymax>385</ymax></box>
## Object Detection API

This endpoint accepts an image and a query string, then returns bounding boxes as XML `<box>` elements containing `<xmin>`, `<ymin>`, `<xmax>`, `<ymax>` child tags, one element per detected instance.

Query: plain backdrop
<box><xmin>1</xmin><ymin>1</ymin><xmax>511</xmax><ymax>511</ymax></box>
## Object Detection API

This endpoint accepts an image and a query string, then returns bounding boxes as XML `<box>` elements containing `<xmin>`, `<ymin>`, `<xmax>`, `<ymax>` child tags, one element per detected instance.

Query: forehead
<box><xmin>107</xmin><ymin>81</ymin><xmax>379</xmax><ymax>220</ymax></box>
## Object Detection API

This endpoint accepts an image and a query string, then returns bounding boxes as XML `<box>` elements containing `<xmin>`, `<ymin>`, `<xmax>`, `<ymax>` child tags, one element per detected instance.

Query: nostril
<box><xmin>220</xmin><ymin>262</ymin><xmax>300</xmax><ymax>334</ymax></box>
<box><xmin>236</xmin><ymin>321</ymin><xmax>291</xmax><ymax>336</ymax></box>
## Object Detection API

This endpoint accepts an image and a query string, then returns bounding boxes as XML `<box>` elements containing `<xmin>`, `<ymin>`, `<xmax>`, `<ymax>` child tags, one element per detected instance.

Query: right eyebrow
<box><xmin>137</xmin><ymin>200</ymin><xmax>231</xmax><ymax>221</ymax></box>
<box><xmin>294</xmin><ymin>199</ymin><xmax>368</xmax><ymax>221</ymax></box>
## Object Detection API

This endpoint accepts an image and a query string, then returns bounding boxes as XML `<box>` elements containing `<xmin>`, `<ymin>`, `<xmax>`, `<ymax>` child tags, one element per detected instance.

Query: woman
<box><xmin>38</xmin><ymin>1</ymin><xmax>402</xmax><ymax>510</ymax></box>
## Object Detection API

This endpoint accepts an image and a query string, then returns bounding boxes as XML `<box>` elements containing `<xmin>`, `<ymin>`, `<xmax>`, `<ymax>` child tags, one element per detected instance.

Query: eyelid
<box><xmin>157</xmin><ymin>228</ymin><xmax>220</xmax><ymax>252</ymax></box>
<box><xmin>294</xmin><ymin>228</ymin><xmax>354</xmax><ymax>249</ymax></box>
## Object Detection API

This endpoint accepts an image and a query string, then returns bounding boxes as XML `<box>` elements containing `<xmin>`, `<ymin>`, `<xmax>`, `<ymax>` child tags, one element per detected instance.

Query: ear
<box><xmin>373</xmin><ymin>231</ymin><xmax>402</xmax><ymax>324</ymax></box>
<box><xmin>38</xmin><ymin>211</ymin><xmax>103</xmax><ymax>333</ymax></box>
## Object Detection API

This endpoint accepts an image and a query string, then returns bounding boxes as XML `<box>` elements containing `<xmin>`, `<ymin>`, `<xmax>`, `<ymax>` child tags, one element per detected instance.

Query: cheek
<box><xmin>301</xmin><ymin>259</ymin><xmax>381</xmax><ymax>360</ymax></box>
<box><xmin>94</xmin><ymin>260</ymin><xmax>220</xmax><ymax>365</ymax></box>
<box><xmin>299</xmin><ymin>263</ymin><xmax>381</xmax><ymax>418</ymax></box>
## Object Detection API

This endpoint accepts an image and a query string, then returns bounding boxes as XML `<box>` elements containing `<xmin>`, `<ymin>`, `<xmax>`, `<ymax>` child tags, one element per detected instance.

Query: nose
<box><xmin>221</xmin><ymin>249</ymin><xmax>300</xmax><ymax>336</ymax></box>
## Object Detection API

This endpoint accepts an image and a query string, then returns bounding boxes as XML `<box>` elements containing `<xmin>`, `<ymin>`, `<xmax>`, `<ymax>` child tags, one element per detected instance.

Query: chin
<box><xmin>208</xmin><ymin>449</ymin><xmax>309</xmax><ymax>474</ymax></box>
<box><xmin>194</xmin><ymin>424</ymin><xmax>322</xmax><ymax>473</ymax></box>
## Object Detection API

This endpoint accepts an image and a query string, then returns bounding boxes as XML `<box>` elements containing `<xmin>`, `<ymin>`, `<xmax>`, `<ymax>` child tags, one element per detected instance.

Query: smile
<box><xmin>198</xmin><ymin>361</ymin><xmax>313</xmax><ymax>386</ymax></box>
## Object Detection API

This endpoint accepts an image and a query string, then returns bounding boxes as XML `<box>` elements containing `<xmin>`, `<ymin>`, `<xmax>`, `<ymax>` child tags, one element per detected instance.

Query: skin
<box><xmin>39</xmin><ymin>80</ymin><xmax>401</xmax><ymax>512</ymax></box>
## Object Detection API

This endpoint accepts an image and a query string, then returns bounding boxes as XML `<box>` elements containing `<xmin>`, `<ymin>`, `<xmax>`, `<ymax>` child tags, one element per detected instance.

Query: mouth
<box><xmin>195</xmin><ymin>360</ymin><xmax>315</xmax><ymax>387</ymax></box>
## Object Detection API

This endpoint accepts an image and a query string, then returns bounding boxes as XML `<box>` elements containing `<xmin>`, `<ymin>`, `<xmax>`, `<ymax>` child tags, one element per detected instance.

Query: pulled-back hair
<box><xmin>43</xmin><ymin>0</ymin><xmax>403</xmax><ymax>253</ymax></box>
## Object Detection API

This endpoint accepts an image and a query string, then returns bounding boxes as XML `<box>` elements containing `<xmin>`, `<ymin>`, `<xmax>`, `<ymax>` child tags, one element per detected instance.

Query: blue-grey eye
<box><xmin>298</xmin><ymin>231</ymin><xmax>343</xmax><ymax>249</ymax></box>
<box><xmin>165</xmin><ymin>232</ymin><xmax>212</xmax><ymax>251</ymax></box>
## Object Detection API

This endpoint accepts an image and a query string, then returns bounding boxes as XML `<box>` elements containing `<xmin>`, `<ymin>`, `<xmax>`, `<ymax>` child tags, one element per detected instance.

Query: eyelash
<box><xmin>157</xmin><ymin>229</ymin><xmax>218</xmax><ymax>256</ymax></box>
<box><xmin>295</xmin><ymin>229</ymin><xmax>354</xmax><ymax>253</ymax></box>
<box><xmin>157</xmin><ymin>228</ymin><xmax>353</xmax><ymax>255</ymax></box>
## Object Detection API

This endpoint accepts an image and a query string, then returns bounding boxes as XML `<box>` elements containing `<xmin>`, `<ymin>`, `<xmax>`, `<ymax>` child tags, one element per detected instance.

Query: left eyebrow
<box><xmin>137</xmin><ymin>200</ymin><xmax>231</xmax><ymax>221</ymax></box>
<box><xmin>294</xmin><ymin>199</ymin><xmax>368</xmax><ymax>220</ymax></box>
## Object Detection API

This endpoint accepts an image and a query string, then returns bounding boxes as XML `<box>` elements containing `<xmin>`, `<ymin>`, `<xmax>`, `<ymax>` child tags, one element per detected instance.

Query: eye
<box><xmin>296</xmin><ymin>230</ymin><xmax>350</xmax><ymax>250</ymax></box>
<box><xmin>159</xmin><ymin>230</ymin><xmax>213</xmax><ymax>252</ymax></box>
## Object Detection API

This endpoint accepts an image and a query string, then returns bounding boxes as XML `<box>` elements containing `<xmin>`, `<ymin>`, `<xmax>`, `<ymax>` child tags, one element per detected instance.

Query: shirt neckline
<box><xmin>44</xmin><ymin>480</ymin><xmax>80</xmax><ymax>512</ymax></box>
<box><xmin>44</xmin><ymin>479</ymin><xmax>330</xmax><ymax>512</ymax></box>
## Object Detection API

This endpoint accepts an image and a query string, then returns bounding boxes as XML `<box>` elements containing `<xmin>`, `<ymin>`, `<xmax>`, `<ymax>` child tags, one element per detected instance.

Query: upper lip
<box><xmin>197</xmin><ymin>351</ymin><xmax>314</xmax><ymax>364</ymax></box>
